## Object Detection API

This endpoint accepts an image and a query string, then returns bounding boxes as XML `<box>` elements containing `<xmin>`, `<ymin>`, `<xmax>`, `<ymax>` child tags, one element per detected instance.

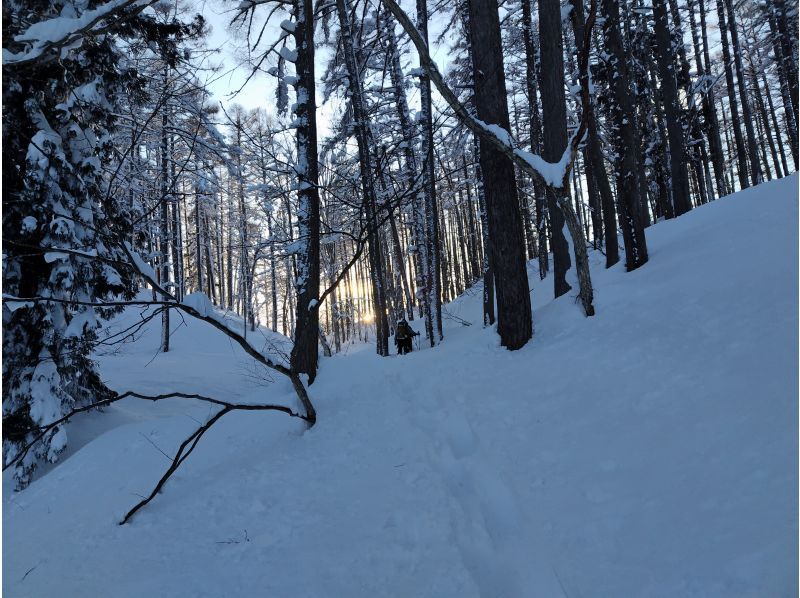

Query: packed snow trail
<box><xmin>4</xmin><ymin>176</ymin><xmax>798</xmax><ymax>597</ymax></box>
<box><xmin>388</xmin><ymin>369</ymin><xmax>566</xmax><ymax>597</ymax></box>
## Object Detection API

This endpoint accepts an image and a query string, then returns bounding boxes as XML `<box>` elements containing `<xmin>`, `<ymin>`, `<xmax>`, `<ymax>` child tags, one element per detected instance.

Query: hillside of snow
<box><xmin>4</xmin><ymin>176</ymin><xmax>798</xmax><ymax>597</ymax></box>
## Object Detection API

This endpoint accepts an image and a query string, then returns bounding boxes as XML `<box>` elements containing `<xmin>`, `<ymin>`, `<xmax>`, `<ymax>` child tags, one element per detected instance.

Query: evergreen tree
<box><xmin>2</xmin><ymin>0</ymin><xmax>198</xmax><ymax>487</ymax></box>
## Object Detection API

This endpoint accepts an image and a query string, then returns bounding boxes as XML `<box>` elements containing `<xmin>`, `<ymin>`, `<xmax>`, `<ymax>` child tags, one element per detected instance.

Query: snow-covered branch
<box><xmin>380</xmin><ymin>0</ymin><xmax>596</xmax><ymax>191</ymax></box>
<box><xmin>3</xmin><ymin>0</ymin><xmax>158</xmax><ymax>68</ymax></box>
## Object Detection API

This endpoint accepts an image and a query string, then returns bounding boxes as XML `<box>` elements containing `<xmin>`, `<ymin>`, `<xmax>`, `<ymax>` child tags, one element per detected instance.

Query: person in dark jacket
<box><xmin>394</xmin><ymin>319</ymin><xmax>418</xmax><ymax>354</ymax></box>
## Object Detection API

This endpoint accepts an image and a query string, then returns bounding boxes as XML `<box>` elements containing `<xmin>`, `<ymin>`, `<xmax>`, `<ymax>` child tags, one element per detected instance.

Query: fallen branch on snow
<box><xmin>1</xmin><ymin>389</ymin><xmax>309</xmax><ymax>524</ymax></box>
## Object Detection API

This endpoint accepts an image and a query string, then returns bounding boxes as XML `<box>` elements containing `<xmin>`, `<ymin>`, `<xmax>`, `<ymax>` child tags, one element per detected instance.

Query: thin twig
<box><xmin>20</xmin><ymin>564</ymin><xmax>40</xmax><ymax>582</ymax></box>
<box><xmin>139</xmin><ymin>432</ymin><xmax>172</xmax><ymax>462</ymax></box>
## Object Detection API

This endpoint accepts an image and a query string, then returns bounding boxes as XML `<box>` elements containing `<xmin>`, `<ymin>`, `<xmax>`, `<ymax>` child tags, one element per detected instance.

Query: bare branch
<box><xmin>119</xmin><ymin>405</ymin><xmax>231</xmax><ymax>524</ymax></box>
<box><xmin>3</xmin><ymin>389</ymin><xmax>309</xmax><ymax>474</ymax></box>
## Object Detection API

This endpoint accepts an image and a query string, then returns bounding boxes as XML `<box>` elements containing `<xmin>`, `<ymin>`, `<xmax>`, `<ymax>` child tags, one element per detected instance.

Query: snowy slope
<box><xmin>4</xmin><ymin>176</ymin><xmax>798</xmax><ymax>597</ymax></box>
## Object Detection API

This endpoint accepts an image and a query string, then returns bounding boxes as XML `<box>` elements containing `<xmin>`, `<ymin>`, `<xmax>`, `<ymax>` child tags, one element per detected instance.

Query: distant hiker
<box><xmin>394</xmin><ymin>319</ymin><xmax>419</xmax><ymax>355</ymax></box>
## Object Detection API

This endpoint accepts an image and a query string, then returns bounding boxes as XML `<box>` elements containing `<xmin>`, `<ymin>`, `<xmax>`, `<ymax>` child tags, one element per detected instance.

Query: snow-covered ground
<box><xmin>4</xmin><ymin>176</ymin><xmax>798</xmax><ymax>597</ymax></box>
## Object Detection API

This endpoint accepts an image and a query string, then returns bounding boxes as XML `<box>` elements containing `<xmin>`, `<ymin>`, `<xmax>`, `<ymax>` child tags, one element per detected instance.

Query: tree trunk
<box><xmin>600</xmin><ymin>0</ymin><xmax>648</xmax><ymax>271</ymax></box>
<box><xmin>459</xmin><ymin>0</ymin><xmax>495</xmax><ymax>325</ymax></box>
<box><xmin>723</xmin><ymin>0</ymin><xmax>762</xmax><ymax>185</ymax></box>
<box><xmin>461</xmin><ymin>156</ymin><xmax>482</xmax><ymax>282</ymax></box>
<box><xmin>772</xmin><ymin>0</ymin><xmax>799</xmax><ymax>128</ymax></box>
<box><xmin>289</xmin><ymin>0</ymin><xmax>322</xmax><ymax>382</ymax></box>
<box><xmin>521</xmin><ymin>0</ymin><xmax>549</xmax><ymax>278</ymax></box>
<box><xmin>467</xmin><ymin>0</ymin><xmax>531</xmax><ymax>348</ymax></box>
<box><xmin>762</xmin><ymin>68</ymin><xmax>791</xmax><ymax>176</ymax></box>
<box><xmin>475</xmin><ymin>138</ymin><xmax>495</xmax><ymax>327</ymax></box>
<box><xmin>669</xmin><ymin>0</ymin><xmax>708</xmax><ymax>207</ymax></box>
<box><xmin>690</xmin><ymin>0</ymin><xmax>728</xmax><ymax>197</ymax></box>
<box><xmin>749</xmin><ymin>60</ymin><xmax>782</xmax><ymax>178</ymax></box>
<box><xmin>159</xmin><ymin>67</ymin><xmax>171</xmax><ymax>353</ymax></box>
<box><xmin>538</xmin><ymin>0</ymin><xmax>572</xmax><ymax>298</ymax></box>
<box><xmin>652</xmin><ymin>0</ymin><xmax>692</xmax><ymax>215</ymax></box>
<box><xmin>417</xmin><ymin>0</ymin><xmax>443</xmax><ymax>344</ymax></box>
<box><xmin>194</xmin><ymin>166</ymin><xmax>204</xmax><ymax>295</ymax></box>
<box><xmin>384</xmin><ymin>11</ymin><xmax>428</xmax><ymax>325</ymax></box>
<box><xmin>234</xmin><ymin>116</ymin><xmax>252</xmax><ymax>334</ymax></box>
<box><xmin>170</xmin><ymin>134</ymin><xmax>183</xmax><ymax>301</ymax></box>
<box><xmin>570</xmin><ymin>0</ymin><xmax>618</xmax><ymax>268</ymax></box>
<box><xmin>717</xmin><ymin>0</ymin><xmax>749</xmax><ymax>190</ymax></box>
<box><xmin>335</xmin><ymin>0</ymin><xmax>390</xmax><ymax>356</ymax></box>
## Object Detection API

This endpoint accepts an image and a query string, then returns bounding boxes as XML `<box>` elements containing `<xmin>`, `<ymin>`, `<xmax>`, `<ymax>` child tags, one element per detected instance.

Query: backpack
<box><xmin>396</xmin><ymin>321</ymin><xmax>411</xmax><ymax>339</ymax></box>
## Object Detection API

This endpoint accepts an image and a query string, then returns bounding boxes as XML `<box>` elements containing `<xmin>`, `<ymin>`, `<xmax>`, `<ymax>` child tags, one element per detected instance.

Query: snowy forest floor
<box><xmin>4</xmin><ymin>176</ymin><xmax>799</xmax><ymax>597</ymax></box>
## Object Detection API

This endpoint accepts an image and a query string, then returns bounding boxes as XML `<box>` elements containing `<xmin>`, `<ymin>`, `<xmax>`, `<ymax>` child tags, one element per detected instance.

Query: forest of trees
<box><xmin>3</xmin><ymin>0</ymin><xmax>797</xmax><ymax>489</ymax></box>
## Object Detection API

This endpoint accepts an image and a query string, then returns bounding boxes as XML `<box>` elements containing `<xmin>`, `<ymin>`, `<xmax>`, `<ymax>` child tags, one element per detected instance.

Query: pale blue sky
<box><xmin>193</xmin><ymin>0</ymin><xmax>453</xmax><ymax>129</ymax></box>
